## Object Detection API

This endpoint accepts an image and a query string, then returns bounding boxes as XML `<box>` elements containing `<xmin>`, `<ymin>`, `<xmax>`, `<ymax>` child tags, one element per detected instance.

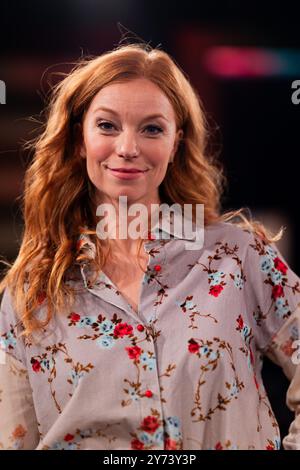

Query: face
<box><xmin>79</xmin><ymin>78</ymin><xmax>183</xmax><ymax>208</ymax></box>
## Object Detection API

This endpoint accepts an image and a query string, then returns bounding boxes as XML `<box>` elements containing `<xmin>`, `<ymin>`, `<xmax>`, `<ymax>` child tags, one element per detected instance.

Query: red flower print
<box><xmin>12</xmin><ymin>425</ymin><xmax>26</xmax><ymax>439</ymax></box>
<box><xmin>266</xmin><ymin>443</ymin><xmax>275</xmax><ymax>450</ymax></box>
<box><xmin>31</xmin><ymin>359</ymin><xmax>41</xmax><ymax>373</ymax></box>
<box><xmin>125</xmin><ymin>345</ymin><xmax>142</xmax><ymax>360</ymax></box>
<box><xmin>64</xmin><ymin>433</ymin><xmax>74</xmax><ymax>442</ymax></box>
<box><xmin>131</xmin><ymin>438</ymin><xmax>144</xmax><ymax>450</ymax></box>
<box><xmin>70</xmin><ymin>312</ymin><xmax>81</xmax><ymax>322</ymax></box>
<box><xmin>141</xmin><ymin>416</ymin><xmax>160</xmax><ymax>434</ymax></box>
<box><xmin>274</xmin><ymin>257</ymin><xmax>288</xmax><ymax>275</ymax></box>
<box><xmin>280</xmin><ymin>339</ymin><xmax>294</xmax><ymax>357</ymax></box>
<box><xmin>215</xmin><ymin>441</ymin><xmax>223</xmax><ymax>450</ymax></box>
<box><xmin>165</xmin><ymin>437</ymin><xmax>177</xmax><ymax>450</ymax></box>
<box><xmin>114</xmin><ymin>323</ymin><xmax>133</xmax><ymax>338</ymax></box>
<box><xmin>236</xmin><ymin>315</ymin><xmax>244</xmax><ymax>331</ymax></box>
<box><xmin>188</xmin><ymin>341</ymin><xmax>200</xmax><ymax>354</ymax></box>
<box><xmin>272</xmin><ymin>285</ymin><xmax>284</xmax><ymax>299</ymax></box>
<box><xmin>209</xmin><ymin>284</ymin><xmax>223</xmax><ymax>297</ymax></box>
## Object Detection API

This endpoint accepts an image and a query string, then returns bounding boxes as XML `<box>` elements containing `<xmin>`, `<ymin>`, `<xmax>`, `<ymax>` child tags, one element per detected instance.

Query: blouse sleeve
<box><xmin>264</xmin><ymin>304</ymin><xmax>300</xmax><ymax>450</ymax></box>
<box><xmin>0</xmin><ymin>287</ymin><xmax>40</xmax><ymax>449</ymax></box>
<box><xmin>0</xmin><ymin>352</ymin><xmax>40</xmax><ymax>449</ymax></box>
<box><xmin>243</xmin><ymin>232</ymin><xmax>300</xmax><ymax>352</ymax></box>
<box><xmin>243</xmin><ymin>231</ymin><xmax>300</xmax><ymax>449</ymax></box>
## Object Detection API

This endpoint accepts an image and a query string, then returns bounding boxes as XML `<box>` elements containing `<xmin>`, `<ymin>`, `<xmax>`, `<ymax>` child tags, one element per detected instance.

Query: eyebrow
<box><xmin>93</xmin><ymin>106</ymin><xmax>169</xmax><ymax>123</ymax></box>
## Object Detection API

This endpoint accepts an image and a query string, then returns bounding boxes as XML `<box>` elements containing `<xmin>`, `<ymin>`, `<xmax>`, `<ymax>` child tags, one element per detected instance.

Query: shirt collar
<box><xmin>76</xmin><ymin>207</ymin><xmax>202</xmax><ymax>260</ymax></box>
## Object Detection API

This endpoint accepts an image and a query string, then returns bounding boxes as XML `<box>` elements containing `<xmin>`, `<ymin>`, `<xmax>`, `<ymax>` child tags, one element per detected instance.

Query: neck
<box><xmin>95</xmin><ymin>193</ymin><xmax>161</xmax><ymax>257</ymax></box>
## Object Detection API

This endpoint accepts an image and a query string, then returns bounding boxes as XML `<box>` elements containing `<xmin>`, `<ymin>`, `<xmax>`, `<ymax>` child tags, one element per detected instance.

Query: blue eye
<box><xmin>97</xmin><ymin>122</ymin><xmax>163</xmax><ymax>136</ymax></box>
<box><xmin>145</xmin><ymin>125</ymin><xmax>163</xmax><ymax>135</ymax></box>
<box><xmin>98</xmin><ymin>122</ymin><xmax>114</xmax><ymax>131</ymax></box>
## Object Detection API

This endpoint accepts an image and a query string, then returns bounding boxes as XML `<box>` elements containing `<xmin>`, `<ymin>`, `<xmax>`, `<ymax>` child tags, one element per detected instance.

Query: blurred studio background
<box><xmin>0</xmin><ymin>0</ymin><xmax>299</xmax><ymax>445</ymax></box>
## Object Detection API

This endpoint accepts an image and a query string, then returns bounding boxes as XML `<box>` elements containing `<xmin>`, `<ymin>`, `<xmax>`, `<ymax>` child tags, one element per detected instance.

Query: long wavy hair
<box><xmin>0</xmin><ymin>42</ymin><xmax>283</xmax><ymax>336</ymax></box>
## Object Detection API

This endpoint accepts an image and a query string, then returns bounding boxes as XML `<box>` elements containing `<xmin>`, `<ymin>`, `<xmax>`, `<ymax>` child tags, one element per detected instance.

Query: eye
<box><xmin>97</xmin><ymin>121</ymin><xmax>115</xmax><ymax>131</ymax></box>
<box><xmin>144</xmin><ymin>125</ymin><xmax>163</xmax><ymax>135</ymax></box>
<box><xmin>96</xmin><ymin>121</ymin><xmax>163</xmax><ymax>136</ymax></box>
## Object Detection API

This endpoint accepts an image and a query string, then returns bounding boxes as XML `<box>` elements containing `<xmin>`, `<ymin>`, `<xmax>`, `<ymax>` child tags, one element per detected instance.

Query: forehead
<box><xmin>87</xmin><ymin>78</ymin><xmax>175</xmax><ymax>119</ymax></box>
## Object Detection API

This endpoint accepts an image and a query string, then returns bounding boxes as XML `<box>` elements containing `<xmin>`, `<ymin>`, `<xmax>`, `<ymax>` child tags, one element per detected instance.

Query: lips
<box><xmin>105</xmin><ymin>165</ymin><xmax>148</xmax><ymax>173</ymax></box>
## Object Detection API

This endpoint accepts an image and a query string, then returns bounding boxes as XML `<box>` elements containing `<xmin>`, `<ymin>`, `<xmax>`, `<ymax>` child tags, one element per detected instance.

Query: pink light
<box><xmin>204</xmin><ymin>47</ymin><xmax>283</xmax><ymax>78</ymax></box>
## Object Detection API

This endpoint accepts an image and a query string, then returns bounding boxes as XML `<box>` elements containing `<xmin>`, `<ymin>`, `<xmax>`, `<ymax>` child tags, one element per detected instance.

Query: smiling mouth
<box><xmin>104</xmin><ymin>165</ymin><xmax>149</xmax><ymax>173</ymax></box>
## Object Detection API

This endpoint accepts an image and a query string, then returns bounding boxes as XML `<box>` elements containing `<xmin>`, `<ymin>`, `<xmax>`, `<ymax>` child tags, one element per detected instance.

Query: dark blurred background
<box><xmin>0</xmin><ymin>0</ymin><xmax>299</xmax><ymax>446</ymax></box>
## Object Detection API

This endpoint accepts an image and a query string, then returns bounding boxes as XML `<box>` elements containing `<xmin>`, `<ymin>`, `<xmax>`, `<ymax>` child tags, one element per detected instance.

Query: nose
<box><xmin>116</xmin><ymin>129</ymin><xmax>140</xmax><ymax>159</ymax></box>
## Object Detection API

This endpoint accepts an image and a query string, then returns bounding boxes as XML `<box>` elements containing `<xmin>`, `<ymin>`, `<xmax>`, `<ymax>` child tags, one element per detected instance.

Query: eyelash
<box><xmin>97</xmin><ymin>121</ymin><xmax>163</xmax><ymax>136</ymax></box>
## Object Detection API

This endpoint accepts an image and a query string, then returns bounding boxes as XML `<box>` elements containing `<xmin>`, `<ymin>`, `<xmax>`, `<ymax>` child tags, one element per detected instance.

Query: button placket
<box><xmin>80</xmin><ymin>239</ymin><xmax>168</xmax><ymax>449</ymax></box>
<box><xmin>135</xmin><ymin>321</ymin><xmax>165</xmax><ymax>450</ymax></box>
<box><xmin>135</xmin><ymin>242</ymin><xmax>169</xmax><ymax>449</ymax></box>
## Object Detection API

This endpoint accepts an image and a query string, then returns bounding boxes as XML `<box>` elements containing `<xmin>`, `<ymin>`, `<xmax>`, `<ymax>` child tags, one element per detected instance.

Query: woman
<box><xmin>0</xmin><ymin>43</ymin><xmax>300</xmax><ymax>450</ymax></box>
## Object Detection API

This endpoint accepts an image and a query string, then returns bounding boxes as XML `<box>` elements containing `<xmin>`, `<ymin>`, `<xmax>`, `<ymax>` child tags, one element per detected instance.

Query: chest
<box><xmin>102</xmin><ymin>258</ymin><xmax>148</xmax><ymax>315</ymax></box>
<box><xmin>115</xmin><ymin>275</ymin><xmax>144</xmax><ymax>314</ymax></box>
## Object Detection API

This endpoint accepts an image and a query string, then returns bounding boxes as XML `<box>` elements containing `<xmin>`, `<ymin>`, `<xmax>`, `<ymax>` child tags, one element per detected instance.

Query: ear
<box><xmin>74</xmin><ymin>123</ymin><xmax>86</xmax><ymax>159</ymax></box>
<box><xmin>169</xmin><ymin>129</ymin><xmax>184</xmax><ymax>162</ymax></box>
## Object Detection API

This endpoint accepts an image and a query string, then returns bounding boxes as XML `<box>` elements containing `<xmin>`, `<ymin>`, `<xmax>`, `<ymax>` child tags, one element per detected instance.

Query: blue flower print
<box><xmin>208</xmin><ymin>271</ymin><xmax>225</xmax><ymax>286</ymax></box>
<box><xmin>270</xmin><ymin>270</ymin><xmax>283</xmax><ymax>285</ymax></box>
<box><xmin>242</xmin><ymin>325</ymin><xmax>251</xmax><ymax>342</ymax></box>
<box><xmin>140</xmin><ymin>352</ymin><xmax>156</xmax><ymax>371</ymax></box>
<box><xmin>78</xmin><ymin>316</ymin><xmax>97</xmax><ymax>328</ymax></box>
<box><xmin>268</xmin><ymin>437</ymin><xmax>281</xmax><ymax>450</ymax></box>
<box><xmin>70</xmin><ymin>369</ymin><xmax>84</xmax><ymax>388</ymax></box>
<box><xmin>275</xmin><ymin>298</ymin><xmax>289</xmax><ymax>318</ymax></box>
<box><xmin>51</xmin><ymin>441</ymin><xmax>77</xmax><ymax>450</ymax></box>
<box><xmin>229</xmin><ymin>380</ymin><xmax>239</xmax><ymax>397</ymax></box>
<box><xmin>233</xmin><ymin>272</ymin><xmax>244</xmax><ymax>289</ymax></box>
<box><xmin>208</xmin><ymin>350</ymin><xmax>218</xmax><ymax>361</ymax></box>
<box><xmin>166</xmin><ymin>416</ymin><xmax>181</xmax><ymax>428</ymax></box>
<box><xmin>128</xmin><ymin>388</ymin><xmax>139</xmax><ymax>402</ymax></box>
<box><xmin>12</xmin><ymin>439</ymin><xmax>23</xmax><ymax>450</ymax></box>
<box><xmin>147</xmin><ymin>358</ymin><xmax>156</xmax><ymax>371</ymax></box>
<box><xmin>140</xmin><ymin>352</ymin><xmax>148</xmax><ymax>365</ymax></box>
<box><xmin>290</xmin><ymin>325</ymin><xmax>299</xmax><ymax>340</ymax></box>
<box><xmin>275</xmin><ymin>437</ymin><xmax>281</xmax><ymax>449</ymax></box>
<box><xmin>40</xmin><ymin>358</ymin><xmax>54</xmax><ymax>370</ymax></box>
<box><xmin>153</xmin><ymin>427</ymin><xmax>164</xmax><ymax>444</ymax></box>
<box><xmin>265</xmin><ymin>246</ymin><xmax>277</xmax><ymax>260</ymax></box>
<box><xmin>165</xmin><ymin>416</ymin><xmax>182</xmax><ymax>440</ymax></box>
<box><xmin>99</xmin><ymin>319</ymin><xmax>114</xmax><ymax>334</ymax></box>
<box><xmin>200</xmin><ymin>345</ymin><xmax>209</xmax><ymax>355</ymax></box>
<box><xmin>97</xmin><ymin>335</ymin><xmax>115</xmax><ymax>349</ymax></box>
<box><xmin>275</xmin><ymin>298</ymin><xmax>285</xmax><ymax>308</ymax></box>
<box><xmin>260</xmin><ymin>256</ymin><xmax>274</xmax><ymax>274</ymax></box>
<box><xmin>138</xmin><ymin>432</ymin><xmax>154</xmax><ymax>445</ymax></box>
<box><xmin>0</xmin><ymin>331</ymin><xmax>16</xmax><ymax>351</ymax></box>
<box><xmin>175</xmin><ymin>299</ymin><xmax>194</xmax><ymax>310</ymax></box>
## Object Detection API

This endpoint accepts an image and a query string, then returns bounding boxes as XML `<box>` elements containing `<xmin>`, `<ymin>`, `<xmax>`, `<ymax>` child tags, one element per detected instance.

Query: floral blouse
<box><xmin>1</xmin><ymin>217</ymin><xmax>300</xmax><ymax>450</ymax></box>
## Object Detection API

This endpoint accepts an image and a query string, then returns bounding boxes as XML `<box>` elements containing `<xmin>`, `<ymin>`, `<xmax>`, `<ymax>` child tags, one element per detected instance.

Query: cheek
<box><xmin>146</xmin><ymin>143</ymin><xmax>172</xmax><ymax>167</ymax></box>
<box><xmin>85</xmin><ymin>133</ymin><xmax>112</xmax><ymax>162</ymax></box>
